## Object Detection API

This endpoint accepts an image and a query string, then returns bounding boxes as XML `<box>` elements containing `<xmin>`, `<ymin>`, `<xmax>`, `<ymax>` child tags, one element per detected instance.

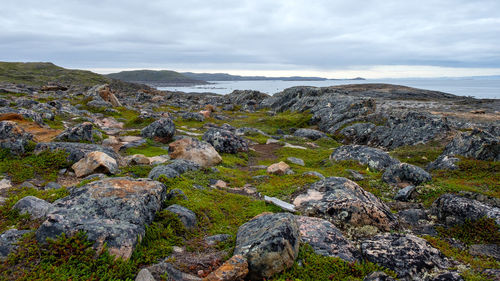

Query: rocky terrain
<box><xmin>0</xmin><ymin>69</ymin><xmax>498</xmax><ymax>281</ymax></box>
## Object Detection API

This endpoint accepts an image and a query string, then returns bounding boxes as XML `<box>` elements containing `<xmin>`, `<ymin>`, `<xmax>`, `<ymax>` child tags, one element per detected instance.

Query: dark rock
<box><xmin>432</xmin><ymin>194</ymin><xmax>500</xmax><ymax>226</ymax></box>
<box><xmin>363</xmin><ymin>271</ymin><xmax>396</xmax><ymax>281</ymax></box>
<box><xmin>166</xmin><ymin>189</ymin><xmax>188</xmax><ymax>201</ymax></box>
<box><xmin>165</xmin><ymin>204</ymin><xmax>197</xmax><ymax>229</ymax></box>
<box><xmin>0</xmin><ymin>229</ymin><xmax>31</xmax><ymax>259</ymax></box>
<box><xmin>225</xmin><ymin>90</ymin><xmax>269</xmax><ymax>110</ymax></box>
<box><xmin>394</xmin><ymin>185</ymin><xmax>417</xmax><ymax>202</ymax></box>
<box><xmin>361</xmin><ymin>233</ymin><xmax>450</xmax><ymax>279</ymax></box>
<box><xmin>205</xmin><ymin>234</ymin><xmax>231</xmax><ymax>246</ymax></box>
<box><xmin>383</xmin><ymin>163</ymin><xmax>431</xmax><ymax>185</ymax></box>
<box><xmin>302</xmin><ymin>171</ymin><xmax>325</xmax><ymax>179</ymax></box>
<box><xmin>427</xmin><ymin>155</ymin><xmax>460</xmax><ymax>171</ymax></box>
<box><xmin>12</xmin><ymin>196</ymin><xmax>52</xmax><ymax>219</ymax></box>
<box><xmin>234</xmin><ymin>213</ymin><xmax>300</xmax><ymax>280</ymax></box>
<box><xmin>296</xmin><ymin>216</ymin><xmax>360</xmax><ymax>262</ymax></box>
<box><xmin>293</xmin><ymin>177</ymin><xmax>396</xmax><ymax>231</ymax></box>
<box><xmin>44</xmin><ymin>182</ymin><xmax>62</xmax><ymax>190</ymax></box>
<box><xmin>55</xmin><ymin>122</ymin><xmax>94</xmax><ymax>143</ymax></box>
<box><xmin>144</xmin><ymin>261</ymin><xmax>201</xmax><ymax>281</ymax></box>
<box><xmin>148</xmin><ymin>159</ymin><xmax>200</xmax><ymax>180</ymax></box>
<box><xmin>346</xmin><ymin>169</ymin><xmax>365</xmax><ymax>181</ymax></box>
<box><xmin>330</xmin><ymin>145</ymin><xmax>400</xmax><ymax>171</ymax></box>
<box><xmin>293</xmin><ymin>128</ymin><xmax>328</xmax><ymax>140</ymax></box>
<box><xmin>35</xmin><ymin>142</ymin><xmax>120</xmax><ymax>164</ymax></box>
<box><xmin>36</xmin><ymin>177</ymin><xmax>167</xmax><ymax>259</ymax></box>
<box><xmin>431</xmin><ymin>272</ymin><xmax>464</xmax><ymax>281</ymax></box>
<box><xmin>442</xmin><ymin>129</ymin><xmax>499</xmax><ymax>161</ymax></box>
<box><xmin>182</xmin><ymin>112</ymin><xmax>205</xmax><ymax>122</ymax></box>
<box><xmin>468</xmin><ymin>244</ymin><xmax>500</xmax><ymax>260</ymax></box>
<box><xmin>202</xmin><ymin>128</ymin><xmax>248</xmax><ymax>154</ymax></box>
<box><xmin>287</xmin><ymin>157</ymin><xmax>305</xmax><ymax>166</ymax></box>
<box><xmin>168</xmin><ymin>137</ymin><xmax>222</xmax><ymax>167</ymax></box>
<box><xmin>0</xmin><ymin>120</ymin><xmax>34</xmax><ymax>155</ymax></box>
<box><xmin>340</xmin><ymin>123</ymin><xmax>376</xmax><ymax>144</ymax></box>
<box><xmin>141</xmin><ymin>118</ymin><xmax>176</xmax><ymax>143</ymax></box>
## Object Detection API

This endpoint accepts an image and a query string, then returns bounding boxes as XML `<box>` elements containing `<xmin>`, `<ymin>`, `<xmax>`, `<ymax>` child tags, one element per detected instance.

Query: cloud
<box><xmin>1</xmin><ymin>0</ymin><xmax>500</xmax><ymax>77</ymax></box>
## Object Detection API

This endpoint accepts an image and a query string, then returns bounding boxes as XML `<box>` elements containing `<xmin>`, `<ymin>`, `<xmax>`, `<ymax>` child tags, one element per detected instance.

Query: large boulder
<box><xmin>141</xmin><ymin>118</ymin><xmax>176</xmax><ymax>143</ymax></box>
<box><xmin>293</xmin><ymin>128</ymin><xmax>328</xmax><ymax>140</ymax></box>
<box><xmin>330</xmin><ymin>145</ymin><xmax>399</xmax><ymax>171</ymax></box>
<box><xmin>0</xmin><ymin>229</ymin><xmax>31</xmax><ymax>259</ymax></box>
<box><xmin>12</xmin><ymin>196</ymin><xmax>52</xmax><ymax>219</ymax></box>
<box><xmin>296</xmin><ymin>216</ymin><xmax>359</xmax><ymax>262</ymax></box>
<box><xmin>71</xmin><ymin>151</ymin><xmax>119</xmax><ymax>177</ymax></box>
<box><xmin>432</xmin><ymin>194</ymin><xmax>500</xmax><ymax>226</ymax></box>
<box><xmin>202</xmin><ymin>128</ymin><xmax>248</xmax><ymax>154</ymax></box>
<box><xmin>182</xmin><ymin>112</ymin><xmax>205</xmax><ymax>122</ymax></box>
<box><xmin>382</xmin><ymin>163</ymin><xmax>431</xmax><ymax>186</ymax></box>
<box><xmin>35</xmin><ymin>142</ymin><xmax>120</xmax><ymax>164</ymax></box>
<box><xmin>293</xmin><ymin>177</ymin><xmax>396</xmax><ymax>231</ymax></box>
<box><xmin>36</xmin><ymin>177</ymin><xmax>167</xmax><ymax>259</ymax></box>
<box><xmin>169</xmin><ymin>137</ymin><xmax>222</xmax><ymax>167</ymax></box>
<box><xmin>361</xmin><ymin>233</ymin><xmax>450</xmax><ymax>279</ymax></box>
<box><xmin>86</xmin><ymin>84</ymin><xmax>122</xmax><ymax>107</ymax></box>
<box><xmin>148</xmin><ymin>159</ymin><xmax>200</xmax><ymax>180</ymax></box>
<box><xmin>234</xmin><ymin>213</ymin><xmax>300</xmax><ymax>280</ymax></box>
<box><xmin>55</xmin><ymin>122</ymin><xmax>94</xmax><ymax>143</ymax></box>
<box><xmin>0</xmin><ymin>120</ymin><xmax>34</xmax><ymax>155</ymax></box>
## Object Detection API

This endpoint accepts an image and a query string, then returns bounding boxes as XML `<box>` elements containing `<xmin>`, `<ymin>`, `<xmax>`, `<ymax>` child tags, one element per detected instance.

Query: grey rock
<box><xmin>35</xmin><ymin>142</ymin><xmax>119</xmax><ymax>164</ymax></box>
<box><xmin>234</xmin><ymin>213</ymin><xmax>300</xmax><ymax>280</ymax></box>
<box><xmin>383</xmin><ymin>163</ymin><xmax>431</xmax><ymax>185</ymax></box>
<box><xmin>135</xmin><ymin>268</ymin><xmax>156</xmax><ymax>281</ymax></box>
<box><xmin>302</xmin><ymin>171</ymin><xmax>325</xmax><ymax>179</ymax></box>
<box><xmin>12</xmin><ymin>196</ymin><xmax>52</xmax><ymax>219</ymax></box>
<box><xmin>36</xmin><ymin>177</ymin><xmax>167</xmax><ymax>260</ymax></box>
<box><xmin>361</xmin><ymin>233</ymin><xmax>450</xmax><ymax>279</ymax></box>
<box><xmin>205</xmin><ymin>234</ymin><xmax>231</xmax><ymax>246</ymax></box>
<box><xmin>264</xmin><ymin>196</ymin><xmax>296</xmax><ymax>212</ymax></box>
<box><xmin>141</xmin><ymin>118</ymin><xmax>176</xmax><ymax>143</ymax></box>
<box><xmin>293</xmin><ymin>128</ymin><xmax>328</xmax><ymax>140</ymax></box>
<box><xmin>432</xmin><ymin>194</ymin><xmax>500</xmax><ymax>226</ymax></box>
<box><xmin>431</xmin><ymin>272</ymin><xmax>464</xmax><ymax>281</ymax></box>
<box><xmin>427</xmin><ymin>155</ymin><xmax>460</xmax><ymax>171</ymax></box>
<box><xmin>296</xmin><ymin>216</ymin><xmax>360</xmax><ymax>262</ymax></box>
<box><xmin>468</xmin><ymin>244</ymin><xmax>500</xmax><ymax>260</ymax></box>
<box><xmin>166</xmin><ymin>189</ymin><xmax>188</xmax><ymax>201</ymax></box>
<box><xmin>44</xmin><ymin>182</ymin><xmax>62</xmax><ymax>190</ymax></box>
<box><xmin>55</xmin><ymin>122</ymin><xmax>94</xmax><ymax>143</ymax></box>
<box><xmin>441</xmin><ymin>129</ymin><xmax>499</xmax><ymax>161</ymax></box>
<box><xmin>0</xmin><ymin>120</ymin><xmax>34</xmax><ymax>155</ymax></box>
<box><xmin>287</xmin><ymin>157</ymin><xmax>305</xmax><ymax>166</ymax></box>
<box><xmin>148</xmin><ymin>159</ymin><xmax>200</xmax><ymax>180</ymax></box>
<box><xmin>202</xmin><ymin>128</ymin><xmax>248</xmax><ymax>154</ymax></box>
<box><xmin>340</xmin><ymin>123</ymin><xmax>376</xmax><ymax>144</ymax></box>
<box><xmin>181</xmin><ymin>112</ymin><xmax>205</xmax><ymax>122</ymax></box>
<box><xmin>293</xmin><ymin>177</ymin><xmax>396</xmax><ymax>231</ymax></box>
<box><xmin>145</xmin><ymin>261</ymin><xmax>201</xmax><ymax>281</ymax></box>
<box><xmin>330</xmin><ymin>145</ymin><xmax>400</xmax><ymax>171</ymax></box>
<box><xmin>394</xmin><ymin>185</ymin><xmax>417</xmax><ymax>202</ymax></box>
<box><xmin>347</xmin><ymin>169</ymin><xmax>365</xmax><ymax>181</ymax></box>
<box><xmin>165</xmin><ymin>204</ymin><xmax>197</xmax><ymax>229</ymax></box>
<box><xmin>0</xmin><ymin>229</ymin><xmax>31</xmax><ymax>259</ymax></box>
<box><xmin>363</xmin><ymin>271</ymin><xmax>396</xmax><ymax>281</ymax></box>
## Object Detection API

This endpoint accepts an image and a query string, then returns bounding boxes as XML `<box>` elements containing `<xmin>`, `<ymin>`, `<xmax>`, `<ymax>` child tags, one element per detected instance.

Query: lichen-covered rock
<box><xmin>267</xmin><ymin>161</ymin><xmax>291</xmax><ymax>175</ymax></box>
<box><xmin>0</xmin><ymin>120</ymin><xmax>34</xmax><ymax>155</ymax></box>
<box><xmin>361</xmin><ymin>233</ymin><xmax>450</xmax><ymax>279</ymax></box>
<box><xmin>441</xmin><ymin>129</ymin><xmax>499</xmax><ymax>161</ymax></box>
<box><xmin>431</xmin><ymin>272</ymin><xmax>464</xmax><ymax>281</ymax></box>
<box><xmin>287</xmin><ymin>157</ymin><xmax>305</xmax><ymax>166</ymax></box>
<box><xmin>0</xmin><ymin>229</ymin><xmax>31</xmax><ymax>259</ymax></box>
<box><xmin>72</xmin><ymin>151</ymin><xmax>119</xmax><ymax>177</ymax></box>
<box><xmin>293</xmin><ymin>177</ymin><xmax>396</xmax><ymax>231</ymax></box>
<box><xmin>36</xmin><ymin>177</ymin><xmax>167</xmax><ymax>259</ymax></box>
<box><xmin>165</xmin><ymin>204</ymin><xmax>197</xmax><ymax>229</ymax></box>
<box><xmin>339</xmin><ymin>123</ymin><xmax>376</xmax><ymax>144</ymax></box>
<box><xmin>148</xmin><ymin>159</ymin><xmax>200</xmax><ymax>180</ymax></box>
<box><xmin>55</xmin><ymin>122</ymin><xmax>94</xmax><ymax>143</ymax></box>
<box><xmin>143</xmin><ymin>261</ymin><xmax>202</xmax><ymax>281</ymax></box>
<box><xmin>202</xmin><ymin>128</ymin><xmax>248</xmax><ymax>154</ymax></box>
<box><xmin>234</xmin><ymin>213</ymin><xmax>300</xmax><ymax>280</ymax></box>
<box><xmin>35</xmin><ymin>142</ymin><xmax>120</xmax><ymax>164</ymax></box>
<box><xmin>296</xmin><ymin>216</ymin><xmax>359</xmax><ymax>262</ymax></box>
<box><xmin>293</xmin><ymin>128</ymin><xmax>327</xmax><ymax>140</ymax></box>
<box><xmin>382</xmin><ymin>163</ymin><xmax>431</xmax><ymax>185</ymax></box>
<box><xmin>427</xmin><ymin>155</ymin><xmax>460</xmax><ymax>171</ymax></box>
<box><xmin>169</xmin><ymin>137</ymin><xmax>222</xmax><ymax>167</ymax></box>
<box><xmin>12</xmin><ymin>196</ymin><xmax>52</xmax><ymax>219</ymax></box>
<box><xmin>141</xmin><ymin>118</ymin><xmax>176</xmax><ymax>143</ymax></box>
<box><xmin>182</xmin><ymin>112</ymin><xmax>205</xmax><ymax>122</ymax></box>
<box><xmin>363</xmin><ymin>271</ymin><xmax>396</xmax><ymax>281</ymax></box>
<box><xmin>203</xmin><ymin>254</ymin><xmax>249</xmax><ymax>281</ymax></box>
<box><xmin>330</xmin><ymin>145</ymin><xmax>399</xmax><ymax>171</ymax></box>
<box><xmin>394</xmin><ymin>185</ymin><xmax>416</xmax><ymax>202</ymax></box>
<box><xmin>432</xmin><ymin>193</ymin><xmax>500</xmax><ymax>226</ymax></box>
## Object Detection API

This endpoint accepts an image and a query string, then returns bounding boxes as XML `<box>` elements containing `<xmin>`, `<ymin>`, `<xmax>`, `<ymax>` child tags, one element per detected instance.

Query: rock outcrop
<box><xmin>330</xmin><ymin>145</ymin><xmax>399</xmax><ymax>171</ymax></box>
<box><xmin>141</xmin><ymin>118</ymin><xmax>176</xmax><ymax>143</ymax></box>
<box><xmin>0</xmin><ymin>120</ymin><xmax>34</xmax><ymax>154</ymax></box>
<box><xmin>168</xmin><ymin>137</ymin><xmax>222</xmax><ymax>167</ymax></box>
<box><xmin>432</xmin><ymin>193</ymin><xmax>500</xmax><ymax>225</ymax></box>
<box><xmin>55</xmin><ymin>122</ymin><xmax>94</xmax><ymax>143</ymax></box>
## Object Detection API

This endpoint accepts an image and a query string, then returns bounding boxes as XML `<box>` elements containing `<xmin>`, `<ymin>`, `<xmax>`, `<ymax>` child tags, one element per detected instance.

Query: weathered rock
<box><xmin>86</xmin><ymin>84</ymin><xmax>121</xmax><ymax>107</ymax></box>
<box><xmin>302</xmin><ymin>171</ymin><xmax>325</xmax><ymax>179</ymax></box>
<box><xmin>293</xmin><ymin>177</ymin><xmax>396</xmax><ymax>231</ymax></box>
<box><xmin>394</xmin><ymin>185</ymin><xmax>417</xmax><ymax>202</ymax></box>
<box><xmin>234</xmin><ymin>213</ymin><xmax>300</xmax><ymax>280</ymax></box>
<box><xmin>287</xmin><ymin>157</ymin><xmax>305</xmax><ymax>166</ymax></box>
<box><xmin>182</xmin><ymin>112</ymin><xmax>205</xmax><ymax>122</ymax></box>
<box><xmin>0</xmin><ymin>179</ymin><xmax>12</xmax><ymax>191</ymax></box>
<box><xmin>382</xmin><ymin>163</ymin><xmax>431</xmax><ymax>185</ymax></box>
<box><xmin>442</xmin><ymin>129</ymin><xmax>499</xmax><ymax>161</ymax></box>
<box><xmin>169</xmin><ymin>137</ymin><xmax>222</xmax><ymax>167</ymax></box>
<box><xmin>202</xmin><ymin>128</ymin><xmax>248</xmax><ymax>154</ymax></box>
<box><xmin>361</xmin><ymin>233</ymin><xmax>450</xmax><ymax>279</ymax></box>
<box><xmin>12</xmin><ymin>196</ymin><xmax>52</xmax><ymax>219</ymax></box>
<box><xmin>293</xmin><ymin>128</ymin><xmax>327</xmax><ymax>140</ymax></box>
<box><xmin>468</xmin><ymin>244</ymin><xmax>500</xmax><ymax>260</ymax></box>
<box><xmin>0</xmin><ymin>229</ymin><xmax>31</xmax><ymax>259</ymax></box>
<box><xmin>141</xmin><ymin>118</ymin><xmax>176</xmax><ymax>143</ymax></box>
<box><xmin>135</xmin><ymin>268</ymin><xmax>156</xmax><ymax>281</ymax></box>
<box><xmin>427</xmin><ymin>155</ymin><xmax>460</xmax><ymax>171</ymax></box>
<box><xmin>330</xmin><ymin>145</ymin><xmax>399</xmax><ymax>171</ymax></box>
<box><xmin>55</xmin><ymin>122</ymin><xmax>94</xmax><ymax>143</ymax></box>
<box><xmin>165</xmin><ymin>204</ymin><xmax>197</xmax><ymax>229</ymax></box>
<box><xmin>44</xmin><ymin>181</ymin><xmax>62</xmax><ymax>190</ymax></box>
<box><xmin>264</xmin><ymin>196</ymin><xmax>296</xmax><ymax>212</ymax></box>
<box><xmin>125</xmin><ymin>154</ymin><xmax>150</xmax><ymax>165</ymax></box>
<box><xmin>36</xmin><ymin>177</ymin><xmax>167</xmax><ymax>259</ymax></box>
<box><xmin>340</xmin><ymin>123</ymin><xmax>376</xmax><ymax>144</ymax></box>
<box><xmin>267</xmin><ymin>161</ymin><xmax>290</xmax><ymax>175</ymax></box>
<box><xmin>148</xmin><ymin>159</ymin><xmax>200</xmax><ymax>180</ymax></box>
<box><xmin>35</xmin><ymin>142</ymin><xmax>120</xmax><ymax>164</ymax></box>
<box><xmin>363</xmin><ymin>271</ymin><xmax>396</xmax><ymax>281</ymax></box>
<box><xmin>432</xmin><ymin>194</ymin><xmax>500</xmax><ymax>226</ymax></box>
<box><xmin>203</xmin><ymin>254</ymin><xmax>248</xmax><ymax>281</ymax></box>
<box><xmin>205</xmin><ymin>234</ymin><xmax>231</xmax><ymax>246</ymax></box>
<box><xmin>144</xmin><ymin>261</ymin><xmax>202</xmax><ymax>281</ymax></box>
<box><xmin>347</xmin><ymin>169</ymin><xmax>365</xmax><ymax>181</ymax></box>
<box><xmin>72</xmin><ymin>151</ymin><xmax>119</xmax><ymax>177</ymax></box>
<box><xmin>430</xmin><ymin>272</ymin><xmax>464</xmax><ymax>281</ymax></box>
<box><xmin>0</xmin><ymin>120</ymin><xmax>34</xmax><ymax>155</ymax></box>
<box><xmin>296</xmin><ymin>216</ymin><xmax>359</xmax><ymax>262</ymax></box>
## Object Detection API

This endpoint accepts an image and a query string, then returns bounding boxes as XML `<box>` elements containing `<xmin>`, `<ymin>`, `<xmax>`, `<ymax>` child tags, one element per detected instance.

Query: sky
<box><xmin>1</xmin><ymin>0</ymin><xmax>500</xmax><ymax>78</ymax></box>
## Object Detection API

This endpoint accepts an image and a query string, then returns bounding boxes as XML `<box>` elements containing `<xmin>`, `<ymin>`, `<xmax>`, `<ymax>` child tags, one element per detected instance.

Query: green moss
<box><xmin>229</xmin><ymin>110</ymin><xmax>313</xmax><ymax>134</ymax></box>
<box><xmin>436</xmin><ymin>217</ymin><xmax>500</xmax><ymax>246</ymax></box>
<box><xmin>118</xmin><ymin>165</ymin><xmax>153</xmax><ymax>178</ymax></box>
<box><xmin>390</xmin><ymin>142</ymin><xmax>444</xmax><ymax>167</ymax></box>
<box><xmin>43</xmin><ymin>115</ymin><xmax>66</xmax><ymax>130</ymax></box>
<box><xmin>272</xmin><ymin>244</ymin><xmax>396</xmax><ymax>281</ymax></box>
<box><xmin>123</xmin><ymin>117</ymin><xmax>155</xmax><ymax>129</ymax></box>
<box><xmin>125</xmin><ymin>139</ymin><xmax>168</xmax><ymax>157</ymax></box>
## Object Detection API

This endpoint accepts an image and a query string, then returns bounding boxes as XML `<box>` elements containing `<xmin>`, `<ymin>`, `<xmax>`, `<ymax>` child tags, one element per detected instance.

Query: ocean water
<box><xmin>158</xmin><ymin>77</ymin><xmax>500</xmax><ymax>99</ymax></box>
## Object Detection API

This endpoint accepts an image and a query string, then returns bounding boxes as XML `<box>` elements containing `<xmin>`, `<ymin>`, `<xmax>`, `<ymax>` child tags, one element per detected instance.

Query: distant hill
<box><xmin>182</xmin><ymin>72</ymin><xmax>330</xmax><ymax>81</ymax></box>
<box><xmin>106</xmin><ymin>70</ymin><xmax>209</xmax><ymax>86</ymax></box>
<box><xmin>0</xmin><ymin>62</ymin><xmax>110</xmax><ymax>87</ymax></box>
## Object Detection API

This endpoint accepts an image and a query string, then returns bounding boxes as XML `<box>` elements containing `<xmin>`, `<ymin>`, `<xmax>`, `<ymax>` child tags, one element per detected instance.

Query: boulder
<box><xmin>86</xmin><ymin>84</ymin><xmax>121</xmax><ymax>107</ymax></box>
<box><xmin>169</xmin><ymin>137</ymin><xmax>222</xmax><ymax>167</ymax></box>
<box><xmin>148</xmin><ymin>159</ymin><xmax>201</xmax><ymax>180</ymax></box>
<box><xmin>0</xmin><ymin>229</ymin><xmax>31</xmax><ymax>259</ymax></box>
<box><xmin>339</xmin><ymin>123</ymin><xmax>376</xmax><ymax>144</ymax></box>
<box><xmin>182</xmin><ymin>112</ymin><xmax>205</xmax><ymax>122</ymax></box>
<box><xmin>267</xmin><ymin>161</ymin><xmax>291</xmax><ymax>175</ymax></box>
<box><xmin>432</xmin><ymin>194</ymin><xmax>500</xmax><ymax>226</ymax></box>
<box><xmin>203</xmin><ymin>254</ymin><xmax>248</xmax><ymax>281</ymax></box>
<box><xmin>382</xmin><ymin>163</ymin><xmax>431</xmax><ymax>185</ymax></box>
<box><xmin>36</xmin><ymin>177</ymin><xmax>167</xmax><ymax>259</ymax></box>
<box><xmin>293</xmin><ymin>177</ymin><xmax>396</xmax><ymax>231</ymax></box>
<box><xmin>72</xmin><ymin>151</ymin><xmax>119</xmax><ymax>177</ymax></box>
<box><xmin>293</xmin><ymin>128</ymin><xmax>327</xmax><ymax>140</ymax></box>
<box><xmin>141</xmin><ymin>118</ymin><xmax>176</xmax><ymax>143</ymax></box>
<box><xmin>202</xmin><ymin>128</ymin><xmax>248</xmax><ymax>154</ymax></box>
<box><xmin>12</xmin><ymin>196</ymin><xmax>52</xmax><ymax>219</ymax></box>
<box><xmin>35</xmin><ymin>142</ymin><xmax>120</xmax><ymax>164</ymax></box>
<box><xmin>55</xmin><ymin>122</ymin><xmax>94</xmax><ymax>143</ymax></box>
<box><xmin>361</xmin><ymin>233</ymin><xmax>450</xmax><ymax>279</ymax></box>
<box><xmin>0</xmin><ymin>120</ymin><xmax>34</xmax><ymax>155</ymax></box>
<box><xmin>330</xmin><ymin>145</ymin><xmax>399</xmax><ymax>171</ymax></box>
<box><xmin>394</xmin><ymin>185</ymin><xmax>416</xmax><ymax>202</ymax></box>
<box><xmin>165</xmin><ymin>204</ymin><xmax>197</xmax><ymax>229</ymax></box>
<box><xmin>234</xmin><ymin>213</ymin><xmax>300</xmax><ymax>280</ymax></box>
<box><xmin>427</xmin><ymin>155</ymin><xmax>460</xmax><ymax>171</ymax></box>
<box><xmin>287</xmin><ymin>157</ymin><xmax>305</xmax><ymax>166</ymax></box>
<box><xmin>296</xmin><ymin>216</ymin><xmax>359</xmax><ymax>262</ymax></box>
<box><xmin>135</xmin><ymin>268</ymin><xmax>156</xmax><ymax>281</ymax></box>
<box><xmin>125</xmin><ymin>154</ymin><xmax>150</xmax><ymax>165</ymax></box>
<box><xmin>142</xmin><ymin>261</ymin><xmax>201</xmax><ymax>281</ymax></box>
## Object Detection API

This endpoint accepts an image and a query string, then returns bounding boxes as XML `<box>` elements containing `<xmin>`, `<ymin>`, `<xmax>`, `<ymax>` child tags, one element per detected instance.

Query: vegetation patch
<box><xmin>436</xmin><ymin>217</ymin><xmax>500</xmax><ymax>246</ymax></box>
<box><xmin>125</xmin><ymin>139</ymin><xmax>168</xmax><ymax>157</ymax></box>
<box><xmin>390</xmin><ymin>141</ymin><xmax>445</xmax><ymax>167</ymax></box>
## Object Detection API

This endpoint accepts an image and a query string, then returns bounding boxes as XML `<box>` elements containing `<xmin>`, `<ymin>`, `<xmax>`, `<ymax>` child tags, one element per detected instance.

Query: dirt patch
<box><xmin>248</xmin><ymin>143</ymin><xmax>281</xmax><ymax>167</ymax></box>
<box><xmin>16</xmin><ymin>120</ymin><xmax>61</xmax><ymax>142</ymax></box>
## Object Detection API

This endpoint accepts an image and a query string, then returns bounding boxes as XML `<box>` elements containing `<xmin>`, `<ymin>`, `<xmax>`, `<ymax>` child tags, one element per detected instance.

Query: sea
<box><xmin>158</xmin><ymin>77</ymin><xmax>500</xmax><ymax>99</ymax></box>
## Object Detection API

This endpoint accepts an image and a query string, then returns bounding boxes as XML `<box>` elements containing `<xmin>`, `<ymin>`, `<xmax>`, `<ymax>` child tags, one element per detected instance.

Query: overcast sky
<box><xmin>2</xmin><ymin>0</ymin><xmax>500</xmax><ymax>78</ymax></box>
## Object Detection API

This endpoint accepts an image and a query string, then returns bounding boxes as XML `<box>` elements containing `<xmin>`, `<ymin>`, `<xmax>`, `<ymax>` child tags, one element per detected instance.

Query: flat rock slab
<box><xmin>330</xmin><ymin>145</ymin><xmax>399</xmax><ymax>171</ymax></box>
<box><xmin>36</xmin><ymin>177</ymin><xmax>166</xmax><ymax>259</ymax></box>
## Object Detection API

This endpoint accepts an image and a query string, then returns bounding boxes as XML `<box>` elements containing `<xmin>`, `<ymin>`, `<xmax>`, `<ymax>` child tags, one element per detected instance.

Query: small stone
<box><xmin>267</xmin><ymin>161</ymin><xmax>290</xmax><ymax>175</ymax></box>
<box><xmin>283</xmin><ymin>143</ymin><xmax>307</xmax><ymax>149</ymax></box>
<box><xmin>302</xmin><ymin>171</ymin><xmax>325</xmax><ymax>179</ymax></box>
<box><xmin>125</xmin><ymin>154</ymin><xmax>150</xmax><ymax>165</ymax></box>
<box><xmin>287</xmin><ymin>157</ymin><xmax>305</xmax><ymax>166</ymax></box>
<box><xmin>394</xmin><ymin>185</ymin><xmax>416</xmax><ymax>202</ymax></box>
<box><xmin>205</xmin><ymin>234</ymin><xmax>231</xmax><ymax>246</ymax></box>
<box><xmin>12</xmin><ymin>196</ymin><xmax>52</xmax><ymax>219</ymax></box>
<box><xmin>166</xmin><ymin>204</ymin><xmax>197</xmax><ymax>229</ymax></box>
<box><xmin>346</xmin><ymin>169</ymin><xmax>364</xmax><ymax>181</ymax></box>
<box><xmin>203</xmin><ymin>255</ymin><xmax>249</xmax><ymax>281</ymax></box>
<box><xmin>135</xmin><ymin>268</ymin><xmax>156</xmax><ymax>281</ymax></box>
<box><xmin>213</xmin><ymin>180</ymin><xmax>227</xmax><ymax>188</ymax></box>
<box><xmin>266</xmin><ymin>138</ymin><xmax>280</xmax><ymax>144</ymax></box>
<box><xmin>0</xmin><ymin>179</ymin><xmax>12</xmax><ymax>191</ymax></box>
<box><xmin>44</xmin><ymin>182</ymin><xmax>62</xmax><ymax>190</ymax></box>
<box><xmin>71</xmin><ymin>151</ymin><xmax>119</xmax><ymax>178</ymax></box>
